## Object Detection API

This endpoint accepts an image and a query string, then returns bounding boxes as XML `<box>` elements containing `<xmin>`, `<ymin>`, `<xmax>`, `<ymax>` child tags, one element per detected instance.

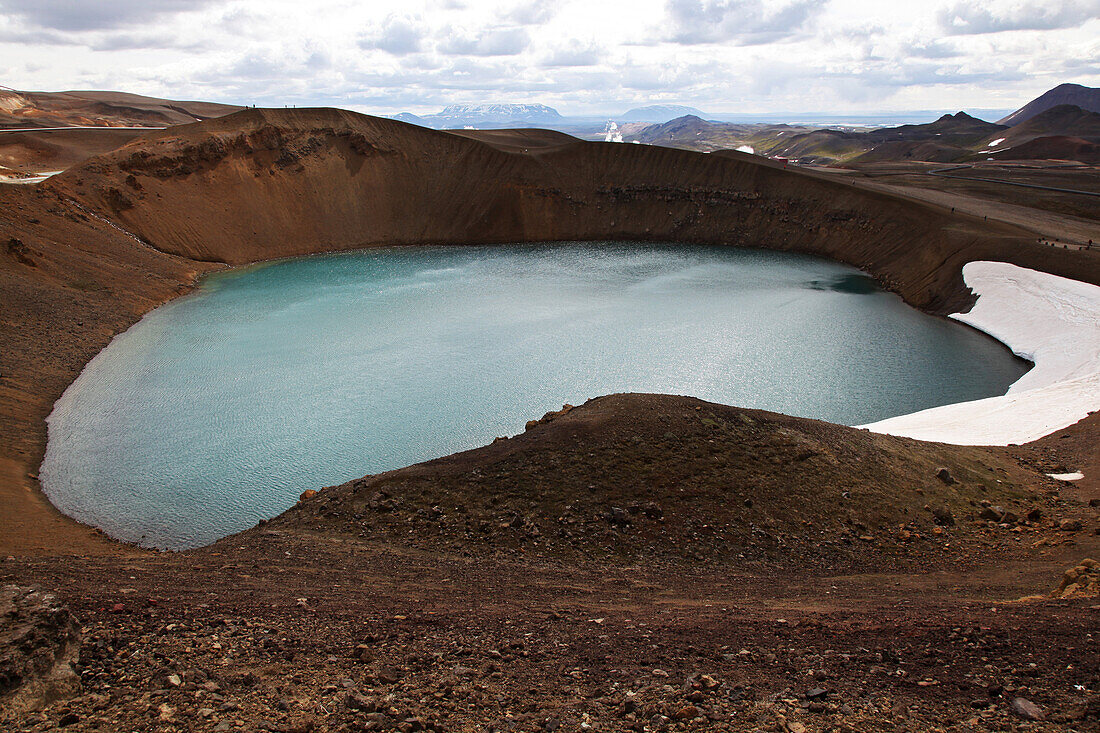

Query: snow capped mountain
<box><xmin>393</xmin><ymin>103</ymin><xmax>565</xmax><ymax>128</ymax></box>
<box><xmin>437</xmin><ymin>103</ymin><xmax>563</xmax><ymax>122</ymax></box>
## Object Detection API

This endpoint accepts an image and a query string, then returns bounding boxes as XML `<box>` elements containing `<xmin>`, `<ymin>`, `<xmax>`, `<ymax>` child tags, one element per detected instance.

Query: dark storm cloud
<box><xmin>662</xmin><ymin>0</ymin><xmax>828</xmax><ymax>45</ymax></box>
<box><xmin>358</xmin><ymin>16</ymin><xmax>425</xmax><ymax>55</ymax></box>
<box><xmin>0</xmin><ymin>0</ymin><xmax>218</xmax><ymax>32</ymax></box>
<box><xmin>937</xmin><ymin>0</ymin><xmax>1100</xmax><ymax>35</ymax></box>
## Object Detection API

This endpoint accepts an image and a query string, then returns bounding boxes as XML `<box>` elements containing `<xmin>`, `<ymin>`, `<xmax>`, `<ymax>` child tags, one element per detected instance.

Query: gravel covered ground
<box><xmin>3</xmin><ymin>396</ymin><xmax>1098</xmax><ymax>732</ymax></box>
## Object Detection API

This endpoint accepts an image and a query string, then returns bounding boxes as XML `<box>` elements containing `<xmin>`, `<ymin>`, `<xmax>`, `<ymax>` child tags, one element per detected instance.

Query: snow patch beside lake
<box><xmin>862</xmin><ymin>261</ymin><xmax>1100</xmax><ymax>445</ymax></box>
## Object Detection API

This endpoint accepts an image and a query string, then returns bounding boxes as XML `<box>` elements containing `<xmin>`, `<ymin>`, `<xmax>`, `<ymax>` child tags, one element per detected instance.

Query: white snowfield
<box><xmin>862</xmin><ymin>261</ymin><xmax>1100</xmax><ymax>446</ymax></box>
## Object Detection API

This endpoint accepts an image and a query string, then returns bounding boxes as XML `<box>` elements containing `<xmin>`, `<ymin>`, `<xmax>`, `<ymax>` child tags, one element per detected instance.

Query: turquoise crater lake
<box><xmin>42</xmin><ymin>242</ymin><xmax>1029</xmax><ymax>549</ymax></box>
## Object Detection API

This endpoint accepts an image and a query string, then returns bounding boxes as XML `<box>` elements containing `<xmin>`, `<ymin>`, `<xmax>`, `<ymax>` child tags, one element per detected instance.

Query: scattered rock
<box><xmin>604</xmin><ymin>507</ymin><xmax>631</xmax><ymax>527</ymax></box>
<box><xmin>931</xmin><ymin>506</ymin><xmax>955</xmax><ymax>527</ymax></box>
<box><xmin>375</xmin><ymin>666</ymin><xmax>402</xmax><ymax>684</ymax></box>
<box><xmin>1054</xmin><ymin>559</ymin><xmax>1099</xmax><ymax>598</ymax></box>
<box><xmin>979</xmin><ymin>506</ymin><xmax>1007</xmax><ymax>522</ymax></box>
<box><xmin>1010</xmin><ymin>697</ymin><xmax>1045</xmax><ymax>721</ymax></box>
<box><xmin>346</xmin><ymin>692</ymin><xmax>378</xmax><ymax>712</ymax></box>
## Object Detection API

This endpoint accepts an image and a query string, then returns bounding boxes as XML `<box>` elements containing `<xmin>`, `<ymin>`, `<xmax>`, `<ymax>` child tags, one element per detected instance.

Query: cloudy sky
<box><xmin>0</xmin><ymin>0</ymin><xmax>1097</xmax><ymax>117</ymax></box>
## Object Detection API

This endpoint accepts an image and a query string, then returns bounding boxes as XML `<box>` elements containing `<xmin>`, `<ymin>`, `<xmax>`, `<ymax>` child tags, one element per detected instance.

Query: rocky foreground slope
<box><xmin>277</xmin><ymin>394</ymin><xmax>1073</xmax><ymax>572</ymax></box>
<box><xmin>1</xmin><ymin>395</ymin><xmax>1098</xmax><ymax>731</ymax></box>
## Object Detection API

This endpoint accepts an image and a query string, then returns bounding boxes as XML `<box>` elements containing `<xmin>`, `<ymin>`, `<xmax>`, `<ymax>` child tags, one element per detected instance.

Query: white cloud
<box><xmin>937</xmin><ymin>0</ymin><xmax>1100</xmax><ymax>35</ymax></box>
<box><xmin>358</xmin><ymin>16</ymin><xmax>425</xmax><ymax>55</ymax></box>
<box><xmin>662</xmin><ymin>0</ymin><xmax>828</xmax><ymax>45</ymax></box>
<box><xmin>0</xmin><ymin>0</ymin><xmax>1096</xmax><ymax>117</ymax></box>
<box><xmin>541</xmin><ymin>39</ymin><xmax>602</xmax><ymax>67</ymax></box>
<box><xmin>0</xmin><ymin>0</ymin><xmax>217</xmax><ymax>31</ymax></box>
<box><xmin>438</xmin><ymin>26</ymin><xmax>531</xmax><ymax>56</ymax></box>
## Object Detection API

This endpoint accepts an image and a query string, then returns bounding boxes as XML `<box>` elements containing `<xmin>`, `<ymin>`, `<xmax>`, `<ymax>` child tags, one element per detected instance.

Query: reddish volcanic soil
<box><xmin>1</xmin><ymin>108</ymin><xmax>1098</xmax><ymax>730</ymax></box>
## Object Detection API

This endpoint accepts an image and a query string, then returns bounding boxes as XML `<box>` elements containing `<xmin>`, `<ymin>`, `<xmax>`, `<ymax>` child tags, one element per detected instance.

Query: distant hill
<box><xmin>994</xmin><ymin>104</ymin><xmax>1100</xmax><ymax>146</ymax></box>
<box><xmin>977</xmin><ymin>104</ymin><xmax>1100</xmax><ymax>163</ymax></box>
<box><xmin>0</xmin><ymin>89</ymin><xmax>241</xmax><ymax>129</ymax></box>
<box><xmin>391</xmin><ymin>112</ymin><xmax>427</xmax><ymax>126</ymax></box>
<box><xmin>619</xmin><ymin>104</ymin><xmax>706</xmax><ymax>123</ymax></box>
<box><xmin>631</xmin><ymin>115</ymin><xmax>805</xmax><ymax>154</ymax></box>
<box><xmin>394</xmin><ymin>103</ymin><xmax>564</xmax><ymax>129</ymax></box>
<box><xmin>988</xmin><ymin>135</ymin><xmax>1100</xmax><ymax>164</ymax></box>
<box><xmin>0</xmin><ymin>88</ymin><xmax>242</xmax><ymax>178</ymax></box>
<box><xmin>998</xmin><ymin>83</ymin><xmax>1100</xmax><ymax>126</ymax></box>
<box><xmin>752</xmin><ymin>112</ymin><xmax>1002</xmax><ymax>164</ymax></box>
<box><xmin>626</xmin><ymin>111</ymin><xmax>1028</xmax><ymax>165</ymax></box>
<box><xmin>634</xmin><ymin>115</ymin><xmax>715</xmax><ymax>142</ymax></box>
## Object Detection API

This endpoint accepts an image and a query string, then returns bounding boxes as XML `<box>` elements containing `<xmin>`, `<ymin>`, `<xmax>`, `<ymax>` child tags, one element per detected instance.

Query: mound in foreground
<box><xmin>271</xmin><ymin>394</ymin><xmax>1083</xmax><ymax>572</ymax></box>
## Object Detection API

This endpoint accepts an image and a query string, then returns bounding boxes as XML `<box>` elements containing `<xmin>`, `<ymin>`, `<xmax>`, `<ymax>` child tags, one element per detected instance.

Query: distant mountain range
<box><xmin>390</xmin><ymin>102</ymin><xmax>708</xmax><ymax>129</ymax></box>
<box><xmin>624</xmin><ymin>100</ymin><xmax>1100</xmax><ymax>165</ymax></box>
<box><xmin>5</xmin><ymin>83</ymin><xmax>1098</xmax><ymax>171</ymax></box>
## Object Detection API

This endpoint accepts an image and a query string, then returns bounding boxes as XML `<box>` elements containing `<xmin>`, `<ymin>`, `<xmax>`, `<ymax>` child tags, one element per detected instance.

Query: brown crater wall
<box><xmin>1</xmin><ymin>106</ymin><xmax>1098</xmax><ymax>554</ymax></box>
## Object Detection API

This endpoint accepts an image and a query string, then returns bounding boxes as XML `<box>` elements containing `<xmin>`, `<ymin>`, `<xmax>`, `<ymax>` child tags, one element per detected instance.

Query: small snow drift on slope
<box><xmin>863</xmin><ymin>261</ymin><xmax>1100</xmax><ymax>446</ymax></box>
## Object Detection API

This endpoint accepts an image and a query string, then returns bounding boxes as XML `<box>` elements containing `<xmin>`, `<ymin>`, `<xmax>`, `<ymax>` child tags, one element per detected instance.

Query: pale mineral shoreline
<box><xmin>862</xmin><ymin>261</ymin><xmax>1100</xmax><ymax>447</ymax></box>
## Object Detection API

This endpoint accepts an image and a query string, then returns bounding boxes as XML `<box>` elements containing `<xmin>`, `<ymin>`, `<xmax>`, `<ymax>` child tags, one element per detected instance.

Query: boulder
<box><xmin>931</xmin><ymin>506</ymin><xmax>955</xmax><ymax>527</ymax></box>
<box><xmin>979</xmin><ymin>506</ymin><xmax>1006</xmax><ymax>522</ymax></box>
<box><xmin>1054</xmin><ymin>558</ymin><xmax>1099</xmax><ymax>599</ymax></box>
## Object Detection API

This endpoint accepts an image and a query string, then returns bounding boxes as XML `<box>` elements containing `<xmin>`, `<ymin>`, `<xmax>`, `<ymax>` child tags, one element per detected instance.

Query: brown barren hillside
<box><xmin>0</xmin><ymin>88</ymin><xmax>241</xmax><ymax>129</ymax></box>
<box><xmin>0</xmin><ymin>127</ymin><xmax>148</xmax><ymax>176</ymax></box>
<box><xmin>0</xmin><ymin>89</ymin><xmax>242</xmax><ymax>177</ymax></box>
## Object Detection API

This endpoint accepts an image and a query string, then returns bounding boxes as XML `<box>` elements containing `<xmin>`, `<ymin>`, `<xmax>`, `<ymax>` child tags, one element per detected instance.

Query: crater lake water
<box><xmin>41</xmin><ymin>242</ymin><xmax>1030</xmax><ymax>549</ymax></box>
